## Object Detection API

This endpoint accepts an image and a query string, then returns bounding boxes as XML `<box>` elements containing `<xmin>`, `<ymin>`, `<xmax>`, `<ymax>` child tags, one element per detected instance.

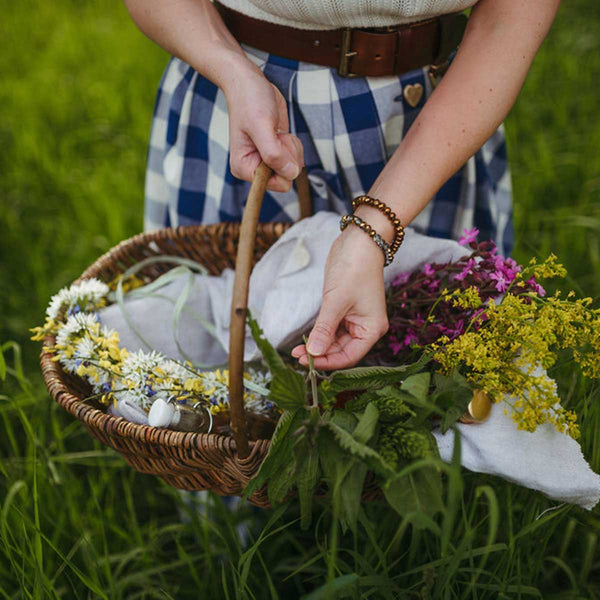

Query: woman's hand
<box><xmin>124</xmin><ymin>0</ymin><xmax>304</xmax><ymax>191</ymax></box>
<box><xmin>291</xmin><ymin>227</ymin><xmax>389</xmax><ymax>370</ymax></box>
<box><xmin>224</xmin><ymin>68</ymin><xmax>304</xmax><ymax>193</ymax></box>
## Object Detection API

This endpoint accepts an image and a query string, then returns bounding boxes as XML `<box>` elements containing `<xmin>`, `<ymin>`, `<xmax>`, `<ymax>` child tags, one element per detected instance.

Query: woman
<box><xmin>124</xmin><ymin>0</ymin><xmax>560</xmax><ymax>370</ymax></box>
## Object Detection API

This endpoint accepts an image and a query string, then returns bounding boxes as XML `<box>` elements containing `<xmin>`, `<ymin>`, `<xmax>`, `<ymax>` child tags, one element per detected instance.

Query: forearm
<box><xmin>123</xmin><ymin>0</ymin><xmax>258</xmax><ymax>93</ymax></box>
<box><xmin>365</xmin><ymin>0</ymin><xmax>560</xmax><ymax>228</ymax></box>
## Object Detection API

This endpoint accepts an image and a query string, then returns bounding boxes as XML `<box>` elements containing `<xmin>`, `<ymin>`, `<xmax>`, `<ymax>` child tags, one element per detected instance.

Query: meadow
<box><xmin>1</xmin><ymin>1</ymin><xmax>600</xmax><ymax>597</ymax></box>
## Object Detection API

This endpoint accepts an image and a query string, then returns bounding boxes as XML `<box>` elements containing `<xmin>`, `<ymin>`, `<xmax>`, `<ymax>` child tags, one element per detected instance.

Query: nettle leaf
<box><xmin>248</xmin><ymin>313</ymin><xmax>306</xmax><ymax>410</ymax></box>
<box><xmin>318</xmin><ymin>429</ymin><xmax>367</xmax><ymax>533</ymax></box>
<box><xmin>295</xmin><ymin>441</ymin><xmax>321</xmax><ymax>530</ymax></box>
<box><xmin>433</xmin><ymin>370</ymin><xmax>474</xmax><ymax>433</ymax></box>
<box><xmin>244</xmin><ymin>408</ymin><xmax>306</xmax><ymax>498</ymax></box>
<box><xmin>383</xmin><ymin>462</ymin><xmax>444</xmax><ymax>522</ymax></box>
<box><xmin>330</xmin><ymin>409</ymin><xmax>357</xmax><ymax>433</ymax></box>
<box><xmin>340</xmin><ymin>462</ymin><xmax>368</xmax><ymax>533</ymax></box>
<box><xmin>267</xmin><ymin>458</ymin><xmax>296</xmax><ymax>506</ymax></box>
<box><xmin>352</xmin><ymin>402</ymin><xmax>379</xmax><ymax>445</ymax></box>
<box><xmin>325</xmin><ymin>421</ymin><xmax>392</xmax><ymax>478</ymax></box>
<box><xmin>269</xmin><ymin>372</ymin><xmax>308</xmax><ymax>410</ymax></box>
<box><xmin>327</xmin><ymin>354</ymin><xmax>430</xmax><ymax>393</ymax></box>
<box><xmin>401</xmin><ymin>372</ymin><xmax>431</xmax><ymax>403</ymax></box>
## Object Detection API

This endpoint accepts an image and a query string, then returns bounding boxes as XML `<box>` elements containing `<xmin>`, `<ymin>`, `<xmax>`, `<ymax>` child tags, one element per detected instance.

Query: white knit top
<box><xmin>217</xmin><ymin>0</ymin><xmax>478</xmax><ymax>30</ymax></box>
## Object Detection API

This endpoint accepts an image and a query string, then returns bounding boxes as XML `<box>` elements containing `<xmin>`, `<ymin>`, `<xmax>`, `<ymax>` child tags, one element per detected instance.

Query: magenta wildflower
<box><xmin>392</xmin><ymin>272</ymin><xmax>410</xmax><ymax>286</ymax></box>
<box><xmin>527</xmin><ymin>276</ymin><xmax>546</xmax><ymax>297</ymax></box>
<box><xmin>453</xmin><ymin>258</ymin><xmax>477</xmax><ymax>281</ymax></box>
<box><xmin>489</xmin><ymin>271</ymin><xmax>510</xmax><ymax>292</ymax></box>
<box><xmin>388</xmin><ymin>337</ymin><xmax>404</xmax><ymax>355</ymax></box>
<box><xmin>458</xmin><ymin>227</ymin><xmax>479</xmax><ymax>246</ymax></box>
<box><xmin>423</xmin><ymin>263</ymin><xmax>435</xmax><ymax>277</ymax></box>
<box><xmin>403</xmin><ymin>330</ymin><xmax>419</xmax><ymax>346</ymax></box>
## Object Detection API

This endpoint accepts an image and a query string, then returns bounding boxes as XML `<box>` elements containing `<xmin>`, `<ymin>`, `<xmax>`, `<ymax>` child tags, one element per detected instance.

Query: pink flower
<box><xmin>527</xmin><ymin>276</ymin><xmax>546</xmax><ymax>297</ymax></box>
<box><xmin>458</xmin><ymin>227</ymin><xmax>479</xmax><ymax>246</ymax></box>
<box><xmin>428</xmin><ymin>279</ymin><xmax>441</xmax><ymax>292</ymax></box>
<box><xmin>389</xmin><ymin>337</ymin><xmax>404</xmax><ymax>355</ymax></box>
<box><xmin>423</xmin><ymin>263</ymin><xmax>435</xmax><ymax>277</ymax></box>
<box><xmin>403</xmin><ymin>330</ymin><xmax>419</xmax><ymax>346</ymax></box>
<box><xmin>453</xmin><ymin>258</ymin><xmax>477</xmax><ymax>281</ymax></box>
<box><xmin>443</xmin><ymin>319</ymin><xmax>465</xmax><ymax>340</ymax></box>
<box><xmin>489</xmin><ymin>270</ymin><xmax>510</xmax><ymax>292</ymax></box>
<box><xmin>392</xmin><ymin>272</ymin><xmax>410</xmax><ymax>286</ymax></box>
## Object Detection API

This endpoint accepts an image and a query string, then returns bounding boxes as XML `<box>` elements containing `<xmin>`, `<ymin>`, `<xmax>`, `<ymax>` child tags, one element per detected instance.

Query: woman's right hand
<box><xmin>224</xmin><ymin>67</ymin><xmax>304</xmax><ymax>192</ymax></box>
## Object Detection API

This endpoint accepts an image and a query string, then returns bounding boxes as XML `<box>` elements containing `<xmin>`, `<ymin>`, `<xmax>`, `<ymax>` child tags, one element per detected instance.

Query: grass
<box><xmin>1</xmin><ymin>0</ymin><xmax>600</xmax><ymax>597</ymax></box>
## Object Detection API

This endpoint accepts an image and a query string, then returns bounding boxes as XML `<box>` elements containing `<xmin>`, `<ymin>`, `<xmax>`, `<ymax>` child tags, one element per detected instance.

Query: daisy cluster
<box><xmin>32</xmin><ymin>279</ymin><xmax>274</xmax><ymax>419</ymax></box>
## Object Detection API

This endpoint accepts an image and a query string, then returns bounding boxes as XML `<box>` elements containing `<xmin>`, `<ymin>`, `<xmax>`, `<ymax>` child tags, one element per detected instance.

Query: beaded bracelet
<box><xmin>351</xmin><ymin>195</ymin><xmax>405</xmax><ymax>255</ymax></box>
<box><xmin>339</xmin><ymin>214</ymin><xmax>394</xmax><ymax>266</ymax></box>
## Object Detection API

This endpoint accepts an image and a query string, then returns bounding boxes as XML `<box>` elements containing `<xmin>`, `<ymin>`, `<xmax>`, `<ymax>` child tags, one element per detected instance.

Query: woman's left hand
<box><xmin>291</xmin><ymin>226</ymin><xmax>389</xmax><ymax>370</ymax></box>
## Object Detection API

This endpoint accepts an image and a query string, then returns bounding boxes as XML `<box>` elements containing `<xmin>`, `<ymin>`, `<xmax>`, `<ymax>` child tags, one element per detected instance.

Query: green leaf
<box><xmin>327</xmin><ymin>354</ymin><xmax>430</xmax><ymax>393</ymax></box>
<box><xmin>383</xmin><ymin>461</ymin><xmax>444</xmax><ymax>522</ymax></box>
<box><xmin>352</xmin><ymin>402</ymin><xmax>379</xmax><ymax>445</ymax></box>
<box><xmin>248</xmin><ymin>313</ymin><xmax>307</xmax><ymax>410</ymax></box>
<box><xmin>267</xmin><ymin>458</ymin><xmax>296</xmax><ymax>506</ymax></box>
<box><xmin>269</xmin><ymin>371</ymin><xmax>308</xmax><ymax>410</ymax></box>
<box><xmin>330</xmin><ymin>409</ymin><xmax>357</xmax><ymax>433</ymax></box>
<box><xmin>244</xmin><ymin>408</ymin><xmax>306</xmax><ymax>498</ymax></box>
<box><xmin>0</xmin><ymin>344</ymin><xmax>5</xmax><ymax>381</ymax></box>
<box><xmin>340</xmin><ymin>462</ymin><xmax>368</xmax><ymax>533</ymax></box>
<box><xmin>400</xmin><ymin>372</ymin><xmax>431</xmax><ymax>402</ymax></box>
<box><xmin>325</xmin><ymin>421</ymin><xmax>391</xmax><ymax>478</ymax></box>
<box><xmin>295</xmin><ymin>442</ymin><xmax>321</xmax><ymax>530</ymax></box>
<box><xmin>318</xmin><ymin>430</ymin><xmax>366</xmax><ymax>533</ymax></box>
<box><xmin>433</xmin><ymin>370</ymin><xmax>474</xmax><ymax>433</ymax></box>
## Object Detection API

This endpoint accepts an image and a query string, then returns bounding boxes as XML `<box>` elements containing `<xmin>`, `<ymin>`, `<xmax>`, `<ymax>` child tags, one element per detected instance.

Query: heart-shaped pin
<box><xmin>403</xmin><ymin>83</ymin><xmax>423</xmax><ymax>108</ymax></box>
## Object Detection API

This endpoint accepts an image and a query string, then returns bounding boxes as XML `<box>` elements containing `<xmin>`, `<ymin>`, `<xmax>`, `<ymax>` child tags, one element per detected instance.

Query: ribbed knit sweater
<box><xmin>217</xmin><ymin>0</ymin><xmax>477</xmax><ymax>30</ymax></box>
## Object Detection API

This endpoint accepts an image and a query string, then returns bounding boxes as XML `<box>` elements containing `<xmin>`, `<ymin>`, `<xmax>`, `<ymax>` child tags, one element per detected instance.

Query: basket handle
<box><xmin>228</xmin><ymin>163</ymin><xmax>312</xmax><ymax>458</ymax></box>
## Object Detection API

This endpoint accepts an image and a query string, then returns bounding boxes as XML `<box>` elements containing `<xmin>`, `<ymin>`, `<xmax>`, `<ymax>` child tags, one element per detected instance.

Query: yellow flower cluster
<box><xmin>33</xmin><ymin>278</ymin><xmax>273</xmax><ymax>419</ymax></box>
<box><xmin>432</xmin><ymin>256</ymin><xmax>599</xmax><ymax>438</ymax></box>
<box><xmin>442</xmin><ymin>286</ymin><xmax>483</xmax><ymax>310</ymax></box>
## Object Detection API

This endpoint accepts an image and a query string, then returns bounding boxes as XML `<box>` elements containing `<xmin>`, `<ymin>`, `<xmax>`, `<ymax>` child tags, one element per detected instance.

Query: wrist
<box><xmin>217</xmin><ymin>52</ymin><xmax>263</xmax><ymax>97</ymax></box>
<box><xmin>338</xmin><ymin>224</ymin><xmax>386</xmax><ymax>269</ymax></box>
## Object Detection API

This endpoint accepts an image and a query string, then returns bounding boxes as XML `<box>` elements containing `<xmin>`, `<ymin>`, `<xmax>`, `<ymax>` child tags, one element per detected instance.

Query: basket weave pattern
<box><xmin>40</xmin><ymin>223</ymin><xmax>291</xmax><ymax>507</ymax></box>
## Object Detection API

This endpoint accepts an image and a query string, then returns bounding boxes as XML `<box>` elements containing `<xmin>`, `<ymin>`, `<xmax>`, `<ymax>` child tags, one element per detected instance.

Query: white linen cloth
<box><xmin>99</xmin><ymin>212</ymin><xmax>600</xmax><ymax>510</ymax></box>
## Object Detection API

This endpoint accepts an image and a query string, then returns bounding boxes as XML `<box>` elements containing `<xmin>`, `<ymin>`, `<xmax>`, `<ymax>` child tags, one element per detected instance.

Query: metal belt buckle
<box><xmin>338</xmin><ymin>28</ymin><xmax>358</xmax><ymax>77</ymax></box>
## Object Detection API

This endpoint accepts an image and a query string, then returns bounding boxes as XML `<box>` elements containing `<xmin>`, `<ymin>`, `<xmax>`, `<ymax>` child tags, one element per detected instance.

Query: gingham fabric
<box><xmin>145</xmin><ymin>45</ymin><xmax>514</xmax><ymax>256</ymax></box>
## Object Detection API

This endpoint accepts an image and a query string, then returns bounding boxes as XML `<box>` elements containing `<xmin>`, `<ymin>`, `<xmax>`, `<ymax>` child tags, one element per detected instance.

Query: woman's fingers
<box><xmin>227</xmin><ymin>79</ymin><xmax>303</xmax><ymax>189</ymax></box>
<box><xmin>292</xmin><ymin>323</ymin><xmax>384</xmax><ymax>370</ymax></box>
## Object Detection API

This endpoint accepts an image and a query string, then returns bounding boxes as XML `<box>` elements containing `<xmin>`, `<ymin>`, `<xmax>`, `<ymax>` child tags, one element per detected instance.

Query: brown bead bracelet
<box><xmin>351</xmin><ymin>195</ymin><xmax>405</xmax><ymax>255</ymax></box>
<box><xmin>339</xmin><ymin>214</ymin><xmax>394</xmax><ymax>266</ymax></box>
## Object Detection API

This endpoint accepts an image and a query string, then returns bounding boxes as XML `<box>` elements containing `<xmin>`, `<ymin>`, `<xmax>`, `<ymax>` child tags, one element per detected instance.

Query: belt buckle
<box><xmin>338</xmin><ymin>28</ymin><xmax>358</xmax><ymax>77</ymax></box>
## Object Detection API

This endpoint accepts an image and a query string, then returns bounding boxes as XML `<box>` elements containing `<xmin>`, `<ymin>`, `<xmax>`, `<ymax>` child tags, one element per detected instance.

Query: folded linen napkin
<box><xmin>99</xmin><ymin>212</ymin><xmax>600</xmax><ymax>510</ymax></box>
<box><xmin>434</xmin><ymin>399</ymin><xmax>600</xmax><ymax>511</ymax></box>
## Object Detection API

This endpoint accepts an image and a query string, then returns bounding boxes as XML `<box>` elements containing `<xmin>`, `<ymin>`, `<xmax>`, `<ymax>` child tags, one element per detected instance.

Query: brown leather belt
<box><xmin>215</xmin><ymin>2</ymin><xmax>467</xmax><ymax>78</ymax></box>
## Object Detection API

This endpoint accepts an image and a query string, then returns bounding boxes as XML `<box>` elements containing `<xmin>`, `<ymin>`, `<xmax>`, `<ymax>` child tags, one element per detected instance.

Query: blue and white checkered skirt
<box><xmin>145</xmin><ymin>45</ymin><xmax>514</xmax><ymax>256</ymax></box>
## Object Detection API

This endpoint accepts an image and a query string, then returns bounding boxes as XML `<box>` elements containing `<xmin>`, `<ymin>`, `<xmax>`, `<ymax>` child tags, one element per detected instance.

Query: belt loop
<box><xmin>338</xmin><ymin>28</ymin><xmax>358</xmax><ymax>77</ymax></box>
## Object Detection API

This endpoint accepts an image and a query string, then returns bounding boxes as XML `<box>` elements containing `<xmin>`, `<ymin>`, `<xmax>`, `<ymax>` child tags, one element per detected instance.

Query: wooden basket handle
<box><xmin>228</xmin><ymin>163</ymin><xmax>312</xmax><ymax>458</ymax></box>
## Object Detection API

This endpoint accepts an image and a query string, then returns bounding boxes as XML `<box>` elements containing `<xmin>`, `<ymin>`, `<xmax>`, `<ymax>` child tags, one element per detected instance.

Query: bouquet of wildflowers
<box><xmin>368</xmin><ymin>228</ymin><xmax>600</xmax><ymax>438</ymax></box>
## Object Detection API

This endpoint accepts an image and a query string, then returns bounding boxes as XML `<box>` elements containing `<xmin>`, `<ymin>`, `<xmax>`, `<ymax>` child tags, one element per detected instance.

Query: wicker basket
<box><xmin>41</xmin><ymin>164</ymin><xmax>320</xmax><ymax>507</ymax></box>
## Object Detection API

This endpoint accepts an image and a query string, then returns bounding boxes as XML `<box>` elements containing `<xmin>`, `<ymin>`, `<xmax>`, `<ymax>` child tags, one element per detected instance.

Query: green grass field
<box><xmin>1</xmin><ymin>1</ymin><xmax>600</xmax><ymax>597</ymax></box>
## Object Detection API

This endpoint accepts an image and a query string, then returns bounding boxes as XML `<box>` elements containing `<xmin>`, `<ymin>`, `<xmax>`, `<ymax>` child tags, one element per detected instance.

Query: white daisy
<box><xmin>56</xmin><ymin>313</ymin><xmax>100</xmax><ymax>347</ymax></box>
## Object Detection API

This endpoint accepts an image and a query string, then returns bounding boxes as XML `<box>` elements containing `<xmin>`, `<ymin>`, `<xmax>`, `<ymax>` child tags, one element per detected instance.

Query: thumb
<box><xmin>307</xmin><ymin>298</ymin><xmax>345</xmax><ymax>357</ymax></box>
